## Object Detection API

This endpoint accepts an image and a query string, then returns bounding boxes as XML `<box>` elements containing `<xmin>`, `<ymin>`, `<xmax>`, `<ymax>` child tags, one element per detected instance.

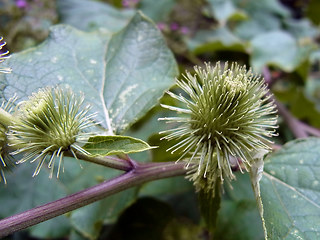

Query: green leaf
<box><xmin>250</xmin><ymin>31</ymin><xmax>300</xmax><ymax>72</ymax></box>
<box><xmin>234</xmin><ymin>12</ymin><xmax>281</xmax><ymax>41</ymax></box>
<box><xmin>306</xmin><ymin>0</ymin><xmax>320</xmax><ymax>25</ymax></box>
<box><xmin>188</xmin><ymin>27</ymin><xmax>246</xmax><ymax>54</ymax></box>
<box><xmin>139</xmin><ymin>0</ymin><xmax>176</xmax><ymax>22</ymax></box>
<box><xmin>283</xmin><ymin>19</ymin><xmax>319</xmax><ymax>40</ymax></box>
<box><xmin>215</xmin><ymin>173</ymin><xmax>265</xmax><ymax>240</ymax></box>
<box><xmin>60</xmin><ymin>161</ymin><xmax>137</xmax><ymax>240</ymax></box>
<box><xmin>103</xmin><ymin>12</ymin><xmax>178</xmax><ymax>133</ymax></box>
<box><xmin>0</xmin><ymin>164</ymin><xmax>70</xmax><ymax>238</ymax></box>
<box><xmin>274</xmin><ymin>85</ymin><xmax>320</xmax><ymax>128</ymax></box>
<box><xmin>261</xmin><ymin>138</ymin><xmax>320</xmax><ymax>239</ymax></box>
<box><xmin>139</xmin><ymin>176</ymin><xmax>192</xmax><ymax>198</ymax></box>
<box><xmin>207</xmin><ymin>0</ymin><xmax>246</xmax><ymax>24</ymax></box>
<box><xmin>305</xmin><ymin>77</ymin><xmax>320</xmax><ymax>111</ymax></box>
<box><xmin>83</xmin><ymin>135</ymin><xmax>153</xmax><ymax>156</ymax></box>
<box><xmin>0</xmin><ymin>12</ymin><xmax>178</xmax><ymax>134</ymax></box>
<box><xmin>70</xmin><ymin>188</ymin><xmax>137</xmax><ymax>240</ymax></box>
<box><xmin>57</xmin><ymin>0</ymin><xmax>134</xmax><ymax>32</ymax></box>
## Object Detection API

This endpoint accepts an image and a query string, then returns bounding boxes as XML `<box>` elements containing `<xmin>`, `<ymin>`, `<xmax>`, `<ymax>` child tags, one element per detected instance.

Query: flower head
<box><xmin>9</xmin><ymin>87</ymin><xmax>95</xmax><ymax>178</ymax></box>
<box><xmin>160</xmin><ymin>62</ymin><xmax>278</xmax><ymax>192</ymax></box>
<box><xmin>0</xmin><ymin>37</ymin><xmax>12</xmax><ymax>74</ymax></box>
<box><xmin>0</xmin><ymin>96</ymin><xmax>17</xmax><ymax>184</ymax></box>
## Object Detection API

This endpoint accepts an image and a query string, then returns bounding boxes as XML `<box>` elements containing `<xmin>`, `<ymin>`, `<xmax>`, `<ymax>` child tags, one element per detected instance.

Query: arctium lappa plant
<box><xmin>0</xmin><ymin>36</ymin><xmax>12</xmax><ymax>183</ymax></box>
<box><xmin>8</xmin><ymin>87</ymin><xmax>96</xmax><ymax>178</ymax></box>
<box><xmin>160</xmin><ymin>62</ymin><xmax>278</xmax><ymax>194</ymax></box>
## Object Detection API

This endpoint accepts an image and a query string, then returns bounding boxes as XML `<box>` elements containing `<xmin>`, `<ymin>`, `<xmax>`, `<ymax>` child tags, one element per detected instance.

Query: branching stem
<box><xmin>0</xmin><ymin>160</ymin><xmax>187</xmax><ymax>237</ymax></box>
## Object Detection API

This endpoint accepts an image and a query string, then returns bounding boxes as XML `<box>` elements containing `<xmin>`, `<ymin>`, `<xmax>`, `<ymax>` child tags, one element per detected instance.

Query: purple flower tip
<box><xmin>15</xmin><ymin>0</ymin><xmax>28</xmax><ymax>8</ymax></box>
<box><xmin>170</xmin><ymin>23</ymin><xmax>179</xmax><ymax>31</ymax></box>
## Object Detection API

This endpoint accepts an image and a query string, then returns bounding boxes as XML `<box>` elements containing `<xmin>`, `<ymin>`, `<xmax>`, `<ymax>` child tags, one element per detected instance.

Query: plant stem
<box><xmin>74</xmin><ymin>152</ymin><xmax>133</xmax><ymax>171</ymax></box>
<box><xmin>0</xmin><ymin>161</ymin><xmax>187</xmax><ymax>237</ymax></box>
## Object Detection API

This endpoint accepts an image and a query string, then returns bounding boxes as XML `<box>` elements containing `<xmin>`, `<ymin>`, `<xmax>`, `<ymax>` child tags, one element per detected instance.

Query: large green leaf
<box><xmin>83</xmin><ymin>135</ymin><xmax>153</xmax><ymax>156</ymax></box>
<box><xmin>261</xmin><ymin>138</ymin><xmax>320</xmax><ymax>239</ymax></box>
<box><xmin>0</xmin><ymin>12</ymin><xmax>178</xmax><ymax>134</ymax></box>
<box><xmin>250</xmin><ymin>31</ymin><xmax>300</xmax><ymax>72</ymax></box>
<box><xmin>102</xmin><ymin>12</ymin><xmax>178</xmax><ymax>133</ymax></box>
<box><xmin>57</xmin><ymin>0</ymin><xmax>134</xmax><ymax>32</ymax></box>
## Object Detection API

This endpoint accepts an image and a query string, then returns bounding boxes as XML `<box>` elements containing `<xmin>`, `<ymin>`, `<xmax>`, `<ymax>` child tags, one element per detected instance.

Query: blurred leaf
<box><xmin>162</xmin><ymin>218</ymin><xmax>204</xmax><ymax>240</ymax></box>
<box><xmin>57</xmin><ymin>0</ymin><xmax>134</xmax><ymax>32</ymax></box>
<box><xmin>70</xmin><ymin>188</ymin><xmax>137</xmax><ymax>240</ymax></box>
<box><xmin>138</xmin><ymin>0</ymin><xmax>176</xmax><ymax>22</ymax></box>
<box><xmin>305</xmin><ymin>77</ymin><xmax>320</xmax><ymax>111</ymax></box>
<box><xmin>234</xmin><ymin>12</ymin><xmax>281</xmax><ymax>41</ymax></box>
<box><xmin>107</xmin><ymin>197</ymin><xmax>175</xmax><ymax>240</ymax></box>
<box><xmin>207</xmin><ymin>0</ymin><xmax>246</xmax><ymax>24</ymax></box>
<box><xmin>250</xmin><ymin>31</ymin><xmax>310</xmax><ymax>72</ymax></box>
<box><xmin>215</xmin><ymin>173</ymin><xmax>264</xmax><ymax>240</ymax></box>
<box><xmin>139</xmin><ymin>176</ymin><xmax>192</xmax><ymax>198</ymax></box>
<box><xmin>70</xmin><ymin>229</ymin><xmax>89</xmax><ymax>240</ymax></box>
<box><xmin>0</xmin><ymin>12</ymin><xmax>178</xmax><ymax>134</ymax></box>
<box><xmin>274</xmin><ymin>85</ymin><xmax>320</xmax><ymax>128</ymax></box>
<box><xmin>283</xmin><ymin>19</ymin><xmax>319</xmax><ymax>40</ymax></box>
<box><xmin>261</xmin><ymin>138</ymin><xmax>320</xmax><ymax>239</ymax></box>
<box><xmin>60</xmin><ymin>161</ymin><xmax>137</xmax><ymax>240</ymax></box>
<box><xmin>30</xmin><ymin>217</ymin><xmax>71</xmax><ymax>239</ymax></box>
<box><xmin>188</xmin><ymin>27</ymin><xmax>246</xmax><ymax>54</ymax></box>
<box><xmin>306</xmin><ymin>0</ymin><xmax>320</xmax><ymax>25</ymax></box>
<box><xmin>233</xmin><ymin>0</ymin><xmax>290</xmax><ymax>18</ymax></box>
<box><xmin>83</xmin><ymin>135</ymin><xmax>153</xmax><ymax>156</ymax></box>
<box><xmin>0</xmin><ymin>164</ymin><xmax>70</xmax><ymax>238</ymax></box>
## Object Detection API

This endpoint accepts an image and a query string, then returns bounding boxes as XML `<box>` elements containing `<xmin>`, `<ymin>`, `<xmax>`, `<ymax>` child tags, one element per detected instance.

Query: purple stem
<box><xmin>0</xmin><ymin>161</ymin><xmax>187</xmax><ymax>237</ymax></box>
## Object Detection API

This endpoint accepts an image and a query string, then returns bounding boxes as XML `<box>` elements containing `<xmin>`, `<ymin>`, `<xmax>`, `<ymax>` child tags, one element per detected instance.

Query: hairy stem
<box><xmin>74</xmin><ymin>152</ymin><xmax>133</xmax><ymax>171</ymax></box>
<box><xmin>0</xmin><ymin>161</ymin><xmax>187</xmax><ymax>237</ymax></box>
